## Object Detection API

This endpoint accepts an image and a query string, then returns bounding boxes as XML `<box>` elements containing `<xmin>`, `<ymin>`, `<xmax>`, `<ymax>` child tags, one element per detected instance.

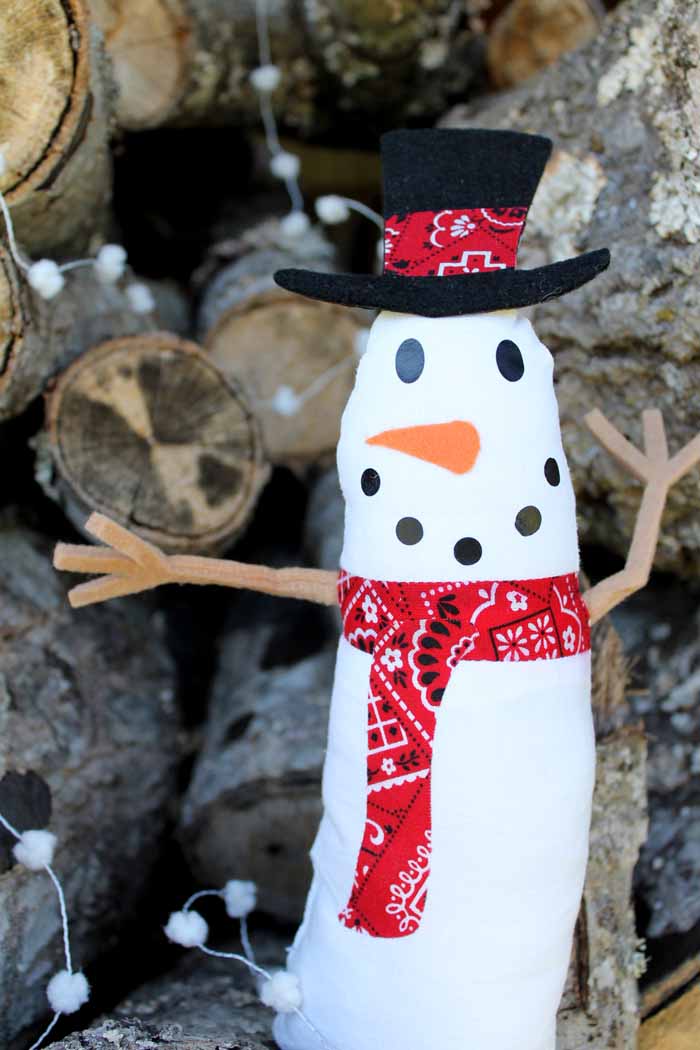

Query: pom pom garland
<box><xmin>271</xmin><ymin>385</ymin><xmax>302</xmax><ymax>417</ymax></box>
<box><xmin>46</xmin><ymin>970</ymin><xmax>90</xmax><ymax>1015</ymax></box>
<box><xmin>95</xmin><ymin>244</ymin><xmax>127</xmax><ymax>283</ymax></box>
<box><xmin>250</xmin><ymin>64</ymin><xmax>282</xmax><ymax>92</ymax></box>
<box><xmin>13</xmin><ymin>829</ymin><xmax>56</xmax><ymax>871</ymax></box>
<box><xmin>223</xmin><ymin>879</ymin><xmax>257</xmax><ymax>918</ymax></box>
<box><xmin>125</xmin><ymin>283</ymin><xmax>155</xmax><ymax>314</ymax></box>
<box><xmin>270</xmin><ymin>151</ymin><xmax>301</xmax><ymax>180</ymax></box>
<box><xmin>280</xmin><ymin>211</ymin><xmax>311</xmax><ymax>238</ymax></box>
<box><xmin>27</xmin><ymin>260</ymin><xmax>65</xmax><ymax>300</ymax></box>
<box><xmin>315</xmin><ymin>195</ymin><xmax>350</xmax><ymax>224</ymax></box>
<box><xmin>0</xmin><ymin>809</ymin><xmax>89</xmax><ymax>1050</ymax></box>
<box><xmin>260</xmin><ymin>970</ymin><xmax>303</xmax><ymax>1013</ymax></box>
<box><xmin>164</xmin><ymin>909</ymin><xmax>209</xmax><ymax>948</ymax></box>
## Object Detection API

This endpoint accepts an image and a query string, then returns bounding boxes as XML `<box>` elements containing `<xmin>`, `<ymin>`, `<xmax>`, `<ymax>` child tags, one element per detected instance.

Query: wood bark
<box><xmin>443</xmin><ymin>0</ymin><xmax>700</xmax><ymax>576</ymax></box>
<box><xmin>0</xmin><ymin>0</ymin><xmax>113</xmax><ymax>257</ymax></box>
<box><xmin>0</xmin><ymin>514</ymin><xmax>178</xmax><ymax>1048</ymax></box>
<box><xmin>199</xmin><ymin>220</ymin><xmax>365</xmax><ymax>470</ymax></box>
<box><xmin>0</xmin><ymin>250</ymin><xmax>188</xmax><ymax>421</ymax></box>
<box><xmin>92</xmin><ymin>0</ymin><xmax>481</xmax><ymax>132</ymax></box>
<box><xmin>45</xmin><ymin>334</ymin><xmax>270</xmax><ymax>553</ymax></box>
<box><xmin>486</xmin><ymin>0</ymin><xmax>603</xmax><ymax>88</ymax></box>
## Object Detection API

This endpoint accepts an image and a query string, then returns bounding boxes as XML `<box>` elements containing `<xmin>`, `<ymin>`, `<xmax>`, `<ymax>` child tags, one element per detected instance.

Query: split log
<box><xmin>639</xmin><ymin>980</ymin><xmax>700</xmax><ymax>1050</ymax></box>
<box><xmin>0</xmin><ymin>0</ymin><xmax>112</xmax><ymax>257</ymax></box>
<box><xmin>29</xmin><ymin>1018</ymin><xmax>268</xmax><ymax>1050</ymax></box>
<box><xmin>45</xmin><ymin>334</ymin><xmax>270</xmax><ymax>553</ymax></box>
<box><xmin>0</xmin><ymin>513</ymin><xmax>178</xmax><ymax>1048</ymax></box>
<box><xmin>199</xmin><ymin>220</ymin><xmax>365</xmax><ymax>470</ymax></box>
<box><xmin>442</xmin><ymin>0</ymin><xmax>700</xmax><ymax>576</ymax></box>
<box><xmin>486</xmin><ymin>0</ymin><xmax>603</xmax><ymax>88</ymax></box>
<box><xmin>92</xmin><ymin>0</ymin><xmax>481</xmax><ymax>132</ymax></box>
<box><xmin>0</xmin><ymin>249</ymin><xmax>188</xmax><ymax>421</ymax></box>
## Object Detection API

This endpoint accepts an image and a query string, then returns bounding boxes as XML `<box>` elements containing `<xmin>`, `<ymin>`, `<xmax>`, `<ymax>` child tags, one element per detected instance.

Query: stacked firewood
<box><xmin>1</xmin><ymin>0</ymin><xmax>700</xmax><ymax>1047</ymax></box>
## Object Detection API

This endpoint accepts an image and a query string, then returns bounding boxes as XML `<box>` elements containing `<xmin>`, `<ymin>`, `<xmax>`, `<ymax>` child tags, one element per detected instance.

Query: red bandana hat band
<box><xmin>383</xmin><ymin>206</ymin><xmax>528</xmax><ymax>277</ymax></box>
<box><xmin>337</xmin><ymin>571</ymin><xmax>590</xmax><ymax>938</ymax></box>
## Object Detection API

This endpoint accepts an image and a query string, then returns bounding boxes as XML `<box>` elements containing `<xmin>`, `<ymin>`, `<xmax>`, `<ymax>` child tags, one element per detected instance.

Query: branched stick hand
<box><xmin>54</xmin><ymin>513</ymin><xmax>339</xmax><ymax>609</ymax></box>
<box><xmin>583</xmin><ymin>408</ymin><xmax>700</xmax><ymax>625</ymax></box>
<box><xmin>54</xmin><ymin>514</ymin><xmax>174</xmax><ymax>608</ymax></box>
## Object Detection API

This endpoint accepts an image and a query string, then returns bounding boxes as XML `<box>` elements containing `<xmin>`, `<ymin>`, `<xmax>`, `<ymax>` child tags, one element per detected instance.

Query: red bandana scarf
<box><xmin>337</xmin><ymin>571</ymin><xmax>590</xmax><ymax>939</ymax></box>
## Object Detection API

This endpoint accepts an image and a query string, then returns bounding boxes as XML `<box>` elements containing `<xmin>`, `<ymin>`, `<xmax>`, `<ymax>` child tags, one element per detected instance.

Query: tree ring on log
<box><xmin>205</xmin><ymin>289</ymin><xmax>362</xmax><ymax>469</ymax></box>
<box><xmin>0</xmin><ymin>0</ymin><xmax>93</xmax><ymax>205</ymax></box>
<box><xmin>47</xmin><ymin>333</ymin><xmax>270</xmax><ymax>552</ymax></box>
<box><xmin>91</xmin><ymin>0</ymin><xmax>189</xmax><ymax>129</ymax></box>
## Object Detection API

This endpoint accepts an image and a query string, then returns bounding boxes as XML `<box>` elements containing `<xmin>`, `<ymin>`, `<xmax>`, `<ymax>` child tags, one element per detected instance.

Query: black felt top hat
<box><xmin>274</xmin><ymin>128</ymin><xmax>610</xmax><ymax>317</ymax></box>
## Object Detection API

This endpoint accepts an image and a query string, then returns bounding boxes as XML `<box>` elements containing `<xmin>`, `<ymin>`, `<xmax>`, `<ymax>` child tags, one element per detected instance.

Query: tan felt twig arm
<box><xmin>583</xmin><ymin>409</ymin><xmax>700</xmax><ymax>626</ymax></box>
<box><xmin>54</xmin><ymin>513</ymin><xmax>339</xmax><ymax>609</ymax></box>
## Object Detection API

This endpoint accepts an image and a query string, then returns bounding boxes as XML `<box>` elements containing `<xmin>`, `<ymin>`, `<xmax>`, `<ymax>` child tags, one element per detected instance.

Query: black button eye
<box><xmin>454</xmin><ymin>537</ymin><xmax>482</xmax><ymax>565</ymax></box>
<box><xmin>361</xmin><ymin>468</ymin><xmax>380</xmax><ymax>496</ymax></box>
<box><xmin>515</xmin><ymin>506</ymin><xmax>542</xmax><ymax>536</ymax></box>
<box><xmin>396</xmin><ymin>517</ymin><xmax>423</xmax><ymax>545</ymax></box>
<box><xmin>396</xmin><ymin>339</ymin><xmax>424</xmax><ymax>383</ymax></box>
<box><xmin>496</xmin><ymin>340</ymin><xmax>524</xmax><ymax>381</ymax></box>
<box><xmin>544</xmin><ymin>458</ymin><xmax>560</xmax><ymax>486</ymax></box>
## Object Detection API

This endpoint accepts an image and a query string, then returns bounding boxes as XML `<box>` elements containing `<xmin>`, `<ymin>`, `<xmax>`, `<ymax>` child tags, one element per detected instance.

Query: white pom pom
<box><xmin>260</xmin><ymin>970</ymin><xmax>302</xmax><ymax>1013</ymax></box>
<box><xmin>125</xmin><ymin>282</ymin><xmax>155</xmax><ymax>314</ymax></box>
<box><xmin>270</xmin><ymin>385</ymin><xmax>301</xmax><ymax>417</ymax></box>
<box><xmin>250</xmin><ymin>64</ymin><xmax>282</xmax><ymax>92</ymax></box>
<box><xmin>164</xmin><ymin>909</ymin><xmax>208</xmax><ymax>948</ymax></box>
<box><xmin>95</xmin><ymin>244</ymin><xmax>127</xmax><ymax>283</ymax></box>
<box><xmin>0</xmin><ymin>151</ymin><xmax>6</xmax><ymax>178</ymax></box>
<box><xmin>279</xmin><ymin>211</ymin><xmax>310</xmax><ymax>239</ymax></box>
<box><xmin>47</xmin><ymin>970</ymin><xmax>90</xmax><ymax>1014</ymax></box>
<box><xmin>13</xmin><ymin>829</ymin><xmax>56</xmax><ymax>870</ymax></box>
<box><xmin>223</xmin><ymin>879</ymin><xmax>257</xmax><ymax>919</ymax></box>
<box><xmin>315</xmin><ymin>195</ymin><xmax>350</xmax><ymax>224</ymax></box>
<box><xmin>27</xmin><ymin>260</ymin><xmax>65</xmax><ymax>300</ymax></box>
<box><xmin>270</xmin><ymin>151</ymin><xmax>300</xmax><ymax>180</ymax></box>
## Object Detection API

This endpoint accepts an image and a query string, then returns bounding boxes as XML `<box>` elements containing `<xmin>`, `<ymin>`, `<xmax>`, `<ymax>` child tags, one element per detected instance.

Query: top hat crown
<box><xmin>274</xmin><ymin>128</ymin><xmax>610</xmax><ymax>318</ymax></box>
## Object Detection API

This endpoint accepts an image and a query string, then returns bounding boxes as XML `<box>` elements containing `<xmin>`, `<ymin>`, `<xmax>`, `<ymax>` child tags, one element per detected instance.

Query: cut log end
<box><xmin>205</xmin><ymin>290</ymin><xmax>363</xmax><ymax>469</ymax></box>
<box><xmin>46</xmin><ymin>333</ymin><xmax>270</xmax><ymax>553</ymax></box>
<box><xmin>0</xmin><ymin>0</ymin><xmax>91</xmax><ymax>202</ymax></box>
<box><xmin>91</xmin><ymin>0</ymin><xmax>188</xmax><ymax>129</ymax></box>
<box><xmin>0</xmin><ymin>247</ymin><xmax>22</xmax><ymax>382</ymax></box>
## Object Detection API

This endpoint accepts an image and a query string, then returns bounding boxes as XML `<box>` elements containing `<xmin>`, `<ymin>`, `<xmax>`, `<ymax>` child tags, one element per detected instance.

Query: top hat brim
<box><xmin>274</xmin><ymin>249</ymin><xmax>610</xmax><ymax>318</ymax></box>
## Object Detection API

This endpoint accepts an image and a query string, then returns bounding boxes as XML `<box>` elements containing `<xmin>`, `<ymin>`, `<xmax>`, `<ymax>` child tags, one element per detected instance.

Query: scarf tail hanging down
<box><xmin>337</xmin><ymin>571</ymin><xmax>591</xmax><ymax>940</ymax></box>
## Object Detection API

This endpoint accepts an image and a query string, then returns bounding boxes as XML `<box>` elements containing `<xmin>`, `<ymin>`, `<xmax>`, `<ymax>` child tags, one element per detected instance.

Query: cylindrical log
<box><xmin>92</xmin><ymin>0</ymin><xmax>480</xmax><ymax>132</ymax></box>
<box><xmin>45</xmin><ymin>333</ymin><xmax>270</xmax><ymax>552</ymax></box>
<box><xmin>0</xmin><ymin>0</ymin><xmax>113</xmax><ymax>256</ymax></box>
<box><xmin>199</xmin><ymin>220</ymin><xmax>365</xmax><ymax>470</ymax></box>
<box><xmin>0</xmin><ymin>249</ymin><xmax>189</xmax><ymax>421</ymax></box>
<box><xmin>443</xmin><ymin>0</ymin><xmax>700</xmax><ymax>576</ymax></box>
<box><xmin>0</xmin><ymin>514</ymin><xmax>178</xmax><ymax>1048</ymax></box>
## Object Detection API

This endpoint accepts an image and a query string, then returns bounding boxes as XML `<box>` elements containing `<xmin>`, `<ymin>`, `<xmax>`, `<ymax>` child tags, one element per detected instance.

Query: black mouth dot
<box><xmin>544</xmin><ymin>458</ymin><xmax>560</xmax><ymax>486</ymax></box>
<box><xmin>396</xmin><ymin>517</ymin><xmax>423</xmax><ymax>545</ymax></box>
<box><xmin>515</xmin><ymin>505</ymin><xmax>542</xmax><ymax>536</ymax></box>
<box><xmin>361</xmin><ymin>468</ymin><xmax>381</xmax><ymax>496</ymax></box>
<box><xmin>454</xmin><ymin>537</ymin><xmax>482</xmax><ymax>565</ymax></box>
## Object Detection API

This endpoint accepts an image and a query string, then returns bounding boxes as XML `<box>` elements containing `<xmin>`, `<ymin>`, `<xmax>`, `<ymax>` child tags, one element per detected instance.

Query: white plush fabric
<box><xmin>338</xmin><ymin>311</ymin><xmax>579</xmax><ymax>582</ymax></box>
<box><xmin>273</xmin><ymin>311</ymin><xmax>594</xmax><ymax>1050</ymax></box>
<box><xmin>275</xmin><ymin>643</ymin><xmax>593</xmax><ymax>1050</ymax></box>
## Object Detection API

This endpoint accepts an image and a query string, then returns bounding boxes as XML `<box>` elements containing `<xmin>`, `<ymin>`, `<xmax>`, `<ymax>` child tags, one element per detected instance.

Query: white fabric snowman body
<box><xmin>274</xmin><ymin>310</ymin><xmax>594</xmax><ymax>1050</ymax></box>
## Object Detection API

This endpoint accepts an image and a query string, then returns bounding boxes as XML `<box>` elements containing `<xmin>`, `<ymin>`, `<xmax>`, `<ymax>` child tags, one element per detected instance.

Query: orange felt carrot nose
<box><xmin>366</xmin><ymin>420</ymin><xmax>481</xmax><ymax>474</ymax></box>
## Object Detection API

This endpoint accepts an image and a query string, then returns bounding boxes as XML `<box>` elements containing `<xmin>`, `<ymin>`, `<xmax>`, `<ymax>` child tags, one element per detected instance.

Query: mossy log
<box><xmin>92</xmin><ymin>0</ymin><xmax>481</xmax><ymax>132</ymax></box>
<box><xmin>45</xmin><ymin>333</ymin><xmax>269</xmax><ymax>553</ymax></box>
<box><xmin>443</xmin><ymin>0</ymin><xmax>700</xmax><ymax>575</ymax></box>
<box><xmin>0</xmin><ymin>0</ymin><xmax>112</xmax><ymax>256</ymax></box>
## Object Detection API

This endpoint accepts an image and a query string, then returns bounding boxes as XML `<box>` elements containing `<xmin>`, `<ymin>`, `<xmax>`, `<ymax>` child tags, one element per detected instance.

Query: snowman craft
<box><xmin>56</xmin><ymin>130</ymin><xmax>700</xmax><ymax>1050</ymax></box>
